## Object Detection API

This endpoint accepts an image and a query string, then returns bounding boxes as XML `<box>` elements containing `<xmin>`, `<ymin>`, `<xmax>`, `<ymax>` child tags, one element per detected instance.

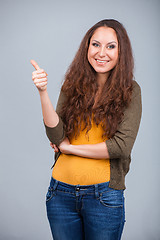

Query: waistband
<box><xmin>49</xmin><ymin>177</ymin><xmax>111</xmax><ymax>198</ymax></box>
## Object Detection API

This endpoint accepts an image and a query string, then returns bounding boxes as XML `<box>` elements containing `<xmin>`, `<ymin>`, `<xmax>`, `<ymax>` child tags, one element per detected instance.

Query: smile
<box><xmin>96</xmin><ymin>59</ymin><xmax>109</xmax><ymax>63</ymax></box>
<box><xmin>95</xmin><ymin>59</ymin><xmax>110</xmax><ymax>65</ymax></box>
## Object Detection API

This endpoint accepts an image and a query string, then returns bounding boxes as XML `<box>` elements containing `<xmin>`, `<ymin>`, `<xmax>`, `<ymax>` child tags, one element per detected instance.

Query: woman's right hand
<box><xmin>31</xmin><ymin>59</ymin><xmax>48</xmax><ymax>91</ymax></box>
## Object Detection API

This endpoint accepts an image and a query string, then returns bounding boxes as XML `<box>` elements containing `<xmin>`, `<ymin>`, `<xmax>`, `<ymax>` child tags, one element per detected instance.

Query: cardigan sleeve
<box><xmin>43</xmin><ymin>89</ymin><xmax>67</xmax><ymax>146</ymax></box>
<box><xmin>105</xmin><ymin>80</ymin><xmax>142</xmax><ymax>159</ymax></box>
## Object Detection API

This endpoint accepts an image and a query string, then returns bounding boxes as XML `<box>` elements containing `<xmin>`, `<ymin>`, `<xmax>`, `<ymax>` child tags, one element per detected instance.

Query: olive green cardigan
<box><xmin>44</xmin><ymin>80</ymin><xmax>142</xmax><ymax>190</ymax></box>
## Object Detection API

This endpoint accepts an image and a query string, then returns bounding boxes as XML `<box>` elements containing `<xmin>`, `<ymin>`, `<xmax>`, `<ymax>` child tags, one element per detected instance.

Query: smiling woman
<box><xmin>87</xmin><ymin>27</ymin><xmax>119</xmax><ymax>81</ymax></box>
<box><xmin>31</xmin><ymin>19</ymin><xmax>142</xmax><ymax>240</ymax></box>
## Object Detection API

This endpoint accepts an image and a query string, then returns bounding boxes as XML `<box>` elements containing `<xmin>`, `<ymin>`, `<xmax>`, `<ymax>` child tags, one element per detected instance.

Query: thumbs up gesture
<box><xmin>31</xmin><ymin>60</ymin><xmax>48</xmax><ymax>91</ymax></box>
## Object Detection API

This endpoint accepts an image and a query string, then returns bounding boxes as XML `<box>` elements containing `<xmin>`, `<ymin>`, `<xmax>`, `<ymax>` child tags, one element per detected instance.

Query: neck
<box><xmin>96</xmin><ymin>72</ymin><xmax>109</xmax><ymax>89</ymax></box>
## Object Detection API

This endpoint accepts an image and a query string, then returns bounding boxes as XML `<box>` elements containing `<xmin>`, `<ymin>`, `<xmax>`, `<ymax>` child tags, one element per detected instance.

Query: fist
<box><xmin>31</xmin><ymin>59</ymin><xmax>48</xmax><ymax>91</ymax></box>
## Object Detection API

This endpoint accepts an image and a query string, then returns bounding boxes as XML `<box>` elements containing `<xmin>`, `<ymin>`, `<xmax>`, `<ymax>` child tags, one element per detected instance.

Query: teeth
<box><xmin>96</xmin><ymin>60</ymin><xmax>108</xmax><ymax>63</ymax></box>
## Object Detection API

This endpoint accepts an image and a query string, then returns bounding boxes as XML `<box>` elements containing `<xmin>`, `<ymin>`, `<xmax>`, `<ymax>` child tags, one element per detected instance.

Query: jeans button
<box><xmin>76</xmin><ymin>187</ymin><xmax>80</xmax><ymax>191</ymax></box>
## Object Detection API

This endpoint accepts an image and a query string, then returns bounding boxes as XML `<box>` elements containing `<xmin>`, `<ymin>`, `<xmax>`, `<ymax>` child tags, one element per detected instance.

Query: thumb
<box><xmin>30</xmin><ymin>59</ymin><xmax>40</xmax><ymax>70</ymax></box>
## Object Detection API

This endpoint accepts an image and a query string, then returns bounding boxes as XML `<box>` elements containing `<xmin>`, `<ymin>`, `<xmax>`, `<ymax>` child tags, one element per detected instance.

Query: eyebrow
<box><xmin>92</xmin><ymin>40</ymin><xmax>117</xmax><ymax>45</ymax></box>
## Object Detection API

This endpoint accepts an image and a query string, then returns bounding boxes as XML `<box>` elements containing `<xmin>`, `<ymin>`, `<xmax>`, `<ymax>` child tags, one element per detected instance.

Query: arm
<box><xmin>57</xmin><ymin>138</ymin><xmax>109</xmax><ymax>159</ymax></box>
<box><xmin>43</xmin><ymin>88</ymin><xmax>67</xmax><ymax>145</ymax></box>
<box><xmin>105</xmin><ymin>80</ymin><xmax>142</xmax><ymax>159</ymax></box>
<box><xmin>31</xmin><ymin>59</ymin><xmax>59</xmax><ymax>129</ymax></box>
<box><xmin>55</xmin><ymin>81</ymin><xmax>142</xmax><ymax>160</ymax></box>
<box><xmin>39</xmin><ymin>90</ymin><xmax>59</xmax><ymax>127</ymax></box>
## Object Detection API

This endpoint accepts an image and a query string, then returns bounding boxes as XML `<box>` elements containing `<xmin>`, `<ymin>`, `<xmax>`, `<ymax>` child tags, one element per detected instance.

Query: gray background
<box><xmin>0</xmin><ymin>0</ymin><xmax>159</xmax><ymax>239</ymax></box>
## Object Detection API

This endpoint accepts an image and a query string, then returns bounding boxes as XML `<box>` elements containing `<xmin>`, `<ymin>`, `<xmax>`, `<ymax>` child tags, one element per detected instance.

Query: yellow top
<box><xmin>52</xmin><ymin>119</ymin><xmax>110</xmax><ymax>185</ymax></box>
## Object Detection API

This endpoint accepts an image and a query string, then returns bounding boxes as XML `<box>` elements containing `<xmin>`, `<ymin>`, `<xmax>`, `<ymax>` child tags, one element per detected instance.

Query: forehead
<box><xmin>91</xmin><ymin>27</ymin><xmax>118</xmax><ymax>43</ymax></box>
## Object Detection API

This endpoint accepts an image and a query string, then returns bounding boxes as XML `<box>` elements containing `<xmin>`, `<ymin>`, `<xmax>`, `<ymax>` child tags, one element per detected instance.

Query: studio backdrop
<box><xmin>0</xmin><ymin>0</ymin><xmax>160</xmax><ymax>239</ymax></box>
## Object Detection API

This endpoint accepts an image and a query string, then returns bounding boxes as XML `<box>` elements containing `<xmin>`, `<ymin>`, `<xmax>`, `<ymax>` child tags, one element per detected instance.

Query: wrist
<box><xmin>39</xmin><ymin>90</ymin><xmax>49</xmax><ymax>100</ymax></box>
<box><xmin>39</xmin><ymin>89</ymin><xmax>48</xmax><ymax>95</ymax></box>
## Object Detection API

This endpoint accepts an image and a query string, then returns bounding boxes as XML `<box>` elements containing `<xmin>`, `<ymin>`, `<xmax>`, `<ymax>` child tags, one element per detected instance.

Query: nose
<box><xmin>99</xmin><ymin>46</ymin><xmax>106</xmax><ymax>57</ymax></box>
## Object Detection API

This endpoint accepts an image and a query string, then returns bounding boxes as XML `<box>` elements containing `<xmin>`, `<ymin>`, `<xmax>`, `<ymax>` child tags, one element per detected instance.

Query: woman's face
<box><xmin>88</xmin><ymin>27</ymin><xmax>119</xmax><ymax>78</ymax></box>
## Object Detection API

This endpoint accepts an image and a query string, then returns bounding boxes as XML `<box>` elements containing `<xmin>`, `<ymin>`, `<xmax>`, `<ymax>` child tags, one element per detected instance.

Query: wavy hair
<box><xmin>60</xmin><ymin>19</ymin><xmax>134</xmax><ymax>139</ymax></box>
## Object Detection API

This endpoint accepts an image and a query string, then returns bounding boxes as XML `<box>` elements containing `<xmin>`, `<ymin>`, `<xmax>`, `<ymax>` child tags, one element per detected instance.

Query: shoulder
<box><xmin>121</xmin><ymin>80</ymin><xmax>142</xmax><ymax>124</ymax></box>
<box><xmin>126</xmin><ymin>80</ymin><xmax>142</xmax><ymax>113</ymax></box>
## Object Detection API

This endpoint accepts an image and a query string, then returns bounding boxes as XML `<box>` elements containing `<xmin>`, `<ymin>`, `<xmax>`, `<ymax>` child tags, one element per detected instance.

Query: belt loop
<box><xmin>95</xmin><ymin>184</ymin><xmax>99</xmax><ymax>199</ymax></box>
<box><xmin>53</xmin><ymin>179</ymin><xmax>58</xmax><ymax>191</ymax></box>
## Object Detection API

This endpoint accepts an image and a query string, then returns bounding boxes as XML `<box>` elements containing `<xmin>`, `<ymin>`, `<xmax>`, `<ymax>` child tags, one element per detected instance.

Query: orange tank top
<box><xmin>52</xmin><ymin>119</ymin><xmax>110</xmax><ymax>185</ymax></box>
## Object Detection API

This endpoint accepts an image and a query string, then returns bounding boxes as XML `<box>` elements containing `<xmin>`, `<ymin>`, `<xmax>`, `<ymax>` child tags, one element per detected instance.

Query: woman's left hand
<box><xmin>50</xmin><ymin>142</ymin><xmax>59</xmax><ymax>152</ymax></box>
<box><xmin>50</xmin><ymin>138</ymin><xmax>109</xmax><ymax>159</ymax></box>
<box><xmin>50</xmin><ymin>138</ymin><xmax>71</xmax><ymax>154</ymax></box>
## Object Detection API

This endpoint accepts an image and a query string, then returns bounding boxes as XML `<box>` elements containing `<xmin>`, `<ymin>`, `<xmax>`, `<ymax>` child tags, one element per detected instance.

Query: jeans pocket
<box><xmin>99</xmin><ymin>189</ymin><xmax>124</xmax><ymax>208</ymax></box>
<box><xmin>46</xmin><ymin>187</ymin><xmax>56</xmax><ymax>202</ymax></box>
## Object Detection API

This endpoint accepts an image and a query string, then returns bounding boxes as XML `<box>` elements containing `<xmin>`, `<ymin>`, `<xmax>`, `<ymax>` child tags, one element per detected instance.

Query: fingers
<box><xmin>50</xmin><ymin>143</ymin><xmax>59</xmax><ymax>152</ymax></box>
<box><xmin>31</xmin><ymin>60</ymin><xmax>48</xmax><ymax>75</ymax></box>
<box><xmin>34</xmin><ymin>78</ymin><xmax>48</xmax><ymax>84</ymax></box>
<box><xmin>32</xmin><ymin>73</ymin><xmax>47</xmax><ymax>80</ymax></box>
<box><xmin>34</xmin><ymin>81</ymin><xmax>48</xmax><ymax>89</ymax></box>
<box><xmin>32</xmin><ymin>69</ymin><xmax>48</xmax><ymax>76</ymax></box>
<box><xmin>32</xmin><ymin>73</ymin><xmax>47</xmax><ymax>87</ymax></box>
<box><xmin>31</xmin><ymin>60</ymin><xmax>48</xmax><ymax>91</ymax></box>
<box><xmin>30</xmin><ymin>59</ymin><xmax>40</xmax><ymax>70</ymax></box>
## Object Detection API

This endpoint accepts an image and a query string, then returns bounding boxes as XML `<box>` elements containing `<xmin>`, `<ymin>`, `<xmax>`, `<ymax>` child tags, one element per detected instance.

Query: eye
<box><xmin>107</xmin><ymin>44</ymin><xmax>116</xmax><ymax>49</ymax></box>
<box><xmin>92</xmin><ymin>42</ymin><xmax>100</xmax><ymax>47</ymax></box>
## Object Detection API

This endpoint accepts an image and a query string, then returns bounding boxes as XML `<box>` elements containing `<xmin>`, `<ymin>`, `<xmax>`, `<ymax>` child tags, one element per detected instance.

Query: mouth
<box><xmin>95</xmin><ymin>59</ymin><xmax>110</xmax><ymax>65</ymax></box>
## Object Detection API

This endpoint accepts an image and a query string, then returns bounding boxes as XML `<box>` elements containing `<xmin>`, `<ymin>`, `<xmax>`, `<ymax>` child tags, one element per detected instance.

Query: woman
<box><xmin>31</xmin><ymin>19</ymin><xmax>142</xmax><ymax>240</ymax></box>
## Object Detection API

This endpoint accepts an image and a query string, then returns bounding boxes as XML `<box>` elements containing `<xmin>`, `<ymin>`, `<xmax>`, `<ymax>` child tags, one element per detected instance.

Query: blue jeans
<box><xmin>46</xmin><ymin>177</ymin><xmax>125</xmax><ymax>240</ymax></box>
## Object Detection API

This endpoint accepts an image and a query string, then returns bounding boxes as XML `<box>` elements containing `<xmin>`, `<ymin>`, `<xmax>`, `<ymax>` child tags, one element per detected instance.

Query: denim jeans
<box><xmin>46</xmin><ymin>177</ymin><xmax>125</xmax><ymax>240</ymax></box>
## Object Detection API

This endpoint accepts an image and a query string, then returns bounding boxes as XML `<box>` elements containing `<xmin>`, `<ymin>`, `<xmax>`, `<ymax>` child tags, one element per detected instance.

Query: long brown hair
<box><xmin>60</xmin><ymin>19</ymin><xmax>134</xmax><ymax>139</ymax></box>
